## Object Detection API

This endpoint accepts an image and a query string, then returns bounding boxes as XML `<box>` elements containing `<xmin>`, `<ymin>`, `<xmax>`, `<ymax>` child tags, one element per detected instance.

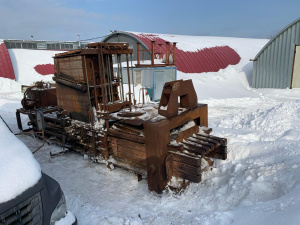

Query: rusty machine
<box><xmin>16</xmin><ymin>42</ymin><xmax>227</xmax><ymax>193</ymax></box>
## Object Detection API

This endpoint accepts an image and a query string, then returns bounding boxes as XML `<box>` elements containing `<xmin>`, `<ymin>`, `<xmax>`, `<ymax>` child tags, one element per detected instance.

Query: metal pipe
<box><xmin>84</xmin><ymin>56</ymin><xmax>92</xmax><ymax>111</ymax></box>
<box><xmin>52</xmin><ymin>77</ymin><xmax>87</xmax><ymax>92</ymax></box>
<box><xmin>166</xmin><ymin>42</ymin><xmax>170</xmax><ymax>65</ymax></box>
<box><xmin>118</xmin><ymin>54</ymin><xmax>125</xmax><ymax>101</ymax></box>
<box><xmin>151</xmin><ymin>41</ymin><xmax>155</xmax><ymax>66</ymax></box>
<box><xmin>100</xmin><ymin>49</ymin><xmax>108</xmax><ymax>112</ymax></box>
<box><xmin>137</xmin><ymin>43</ymin><xmax>141</xmax><ymax>65</ymax></box>
<box><xmin>109</xmin><ymin>54</ymin><xmax>115</xmax><ymax>102</ymax></box>
<box><xmin>158</xmin><ymin>44</ymin><xmax>162</xmax><ymax>59</ymax></box>
<box><xmin>126</xmin><ymin>54</ymin><xmax>132</xmax><ymax>111</ymax></box>
<box><xmin>91</xmin><ymin>61</ymin><xmax>99</xmax><ymax>110</ymax></box>
<box><xmin>117</xmin><ymin>54</ymin><xmax>122</xmax><ymax>101</ymax></box>
<box><xmin>130</xmin><ymin>53</ymin><xmax>135</xmax><ymax>104</ymax></box>
<box><xmin>106</xmin><ymin>56</ymin><xmax>113</xmax><ymax>102</ymax></box>
<box><xmin>172</xmin><ymin>42</ymin><xmax>177</xmax><ymax>65</ymax></box>
<box><xmin>98</xmin><ymin>48</ymin><xmax>106</xmax><ymax>111</ymax></box>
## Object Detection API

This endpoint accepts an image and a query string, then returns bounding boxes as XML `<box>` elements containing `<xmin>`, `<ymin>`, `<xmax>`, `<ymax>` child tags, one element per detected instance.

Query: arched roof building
<box><xmin>102</xmin><ymin>31</ymin><xmax>241</xmax><ymax>74</ymax></box>
<box><xmin>0</xmin><ymin>40</ymin><xmax>15</xmax><ymax>80</ymax></box>
<box><xmin>252</xmin><ymin>17</ymin><xmax>300</xmax><ymax>88</ymax></box>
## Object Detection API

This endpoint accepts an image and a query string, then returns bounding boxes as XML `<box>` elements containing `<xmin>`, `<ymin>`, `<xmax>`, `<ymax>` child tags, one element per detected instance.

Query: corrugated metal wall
<box><xmin>253</xmin><ymin>18</ymin><xmax>300</xmax><ymax>88</ymax></box>
<box><xmin>103</xmin><ymin>31</ymin><xmax>241</xmax><ymax>74</ymax></box>
<box><xmin>0</xmin><ymin>42</ymin><xmax>15</xmax><ymax>80</ymax></box>
<box><xmin>103</xmin><ymin>33</ymin><xmax>151</xmax><ymax>63</ymax></box>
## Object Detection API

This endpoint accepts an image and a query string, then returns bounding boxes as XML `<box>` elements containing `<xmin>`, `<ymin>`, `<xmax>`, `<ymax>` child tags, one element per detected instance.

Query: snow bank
<box><xmin>8</xmin><ymin>49</ymin><xmax>64</xmax><ymax>85</ymax></box>
<box><xmin>174</xmin><ymin>36</ymin><xmax>268</xmax><ymax>100</ymax></box>
<box><xmin>0</xmin><ymin>119</ymin><xmax>41</xmax><ymax>204</ymax></box>
<box><xmin>55</xmin><ymin>211</ymin><xmax>76</xmax><ymax>225</ymax></box>
<box><xmin>0</xmin><ymin>77</ymin><xmax>22</xmax><ymax>100</ymax></box>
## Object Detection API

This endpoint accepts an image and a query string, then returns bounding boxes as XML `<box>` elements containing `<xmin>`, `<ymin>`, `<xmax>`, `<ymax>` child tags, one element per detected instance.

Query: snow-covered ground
<box><xmin>1</xmin><ymin>36</ymin><xmax>300</xmax><ymax>224</ymax></box>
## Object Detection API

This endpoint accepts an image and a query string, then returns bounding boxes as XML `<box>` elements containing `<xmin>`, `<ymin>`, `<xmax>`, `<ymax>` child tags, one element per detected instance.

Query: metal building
<box><xmin>102</xmin><ymin>31</ymin><xmax>241</xmax><ymax>74</ymax></box>
<box><xmin>252</xmin><ymin>17</ymin><xmax>300</xmax><ymax>88</ymax></box>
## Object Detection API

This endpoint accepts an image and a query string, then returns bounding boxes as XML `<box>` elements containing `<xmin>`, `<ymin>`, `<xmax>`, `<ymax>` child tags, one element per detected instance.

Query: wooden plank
<box><xmin>144</xmin><ymin>120</ymin><xmax>170</xmax><ymax>193</ymax></box>
<box><xmin>117</xmin><ymin>145</ymin><xmax>146</xmax><ymax>159</ymax></box>
<box><xmin>169</xmin><ymin>151</ymin><xmax>201</xmax><ymax>167</ymax></box>
<box><xmin>168</xmin><ymin>105</ymin><xmax>208</xmax><ymax>130</ymax></box>
<box><xmin>173</xmin><ymin>169</ymin><xmax>201</xmax><ymax>183</ymax></box>
<box><xmin>173</xmin><ymin>161</ymin><xmax>201</xmax><ymax>175</ymax></box>
<box><xmin>196</xmin><ymin>133</ymin><xmax>227</xmax><ymax>146</ymax></box>
<box><xmin>193</xmin><ymin>135</ymin><xmax>220</xmax><ymax>146</ymax></box>
<box><xmin>117</xmin><ymin>138</ymin><xmax>146</xmax><ymax>152</ymax></box>
<box><xmin>107</xmin><ymin>128</ymin><xmax>145</xmax><ymax>144</ymax></box>
<box><xmin>167</xmin><ymin>143</ymin><xmax>184</xmax><ymax>152</ymax></box>
<box><xmin>114</xmin><ymin>150</ymin><xmax>147</xmax><ymax>167</ymax></box>
<box><xmin>206</xmin><ymin>146</ymin><xmax>227</xmax><ymax>160</ymax></box>
<box><xmin>183</xmin><ymin>141</ymin><xmax>210</xmax><ymax>152</ymax></box>
<box><xmin>187</xmin><ymin>137</ymin><xmax>215</xmax><ymax>150</ymax></box>
<box><xmin>176</xmin><ymin>125</ymin><xmax>199</xmax><ymax>142</ymax></box>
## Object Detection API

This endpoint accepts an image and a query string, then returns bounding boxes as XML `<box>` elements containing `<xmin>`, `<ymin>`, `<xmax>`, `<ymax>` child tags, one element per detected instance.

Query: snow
<box><xmin>0</xmin><ymin>35</ymin><xmax>300</xmax><ymax>224</ymax></box>
<box><xmin>0</xmin><ymin>115</ymin><xmax>41</xmax><ymax>204</ymax></box>
<box><xmin>55</xmin><ymin>211</ymin><xmax>76</xmax><ymax>225</ymax></box>
<box><xmin>8</xmin><ymin>49</ymin><xmax>65</xmax><ymax>85</ymax></box>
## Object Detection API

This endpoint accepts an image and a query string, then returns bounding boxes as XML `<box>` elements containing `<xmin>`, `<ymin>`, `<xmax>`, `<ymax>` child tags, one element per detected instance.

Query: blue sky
<box><xmin>1</xmin><ymin>0</ymin><xmax>299</xmax><ymax>41</ymax></box>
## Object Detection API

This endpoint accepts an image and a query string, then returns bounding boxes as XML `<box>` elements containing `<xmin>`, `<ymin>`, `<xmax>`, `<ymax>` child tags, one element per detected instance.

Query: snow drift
<box><xmin>0</xmin><ymin>119</ymin><xmax>41</xmax><ymax>204</ymax></box>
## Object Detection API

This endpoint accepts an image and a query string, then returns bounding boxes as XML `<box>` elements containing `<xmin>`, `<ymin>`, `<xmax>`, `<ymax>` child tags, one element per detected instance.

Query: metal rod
<box><xmin>172</xmin><ymin>42</ymin><xmax>177</xmax><ymax>65</ymax></box>
<box><xmin>91</xmin><ymin>61</ymin><xmax>99</xmax><ymax>110</ymax></box>
<box><xmin>158</xmin><ymin>44</ymin><xmax>162</xmax><ymax>59</ymax></box>
<box><xmin>166</xmin><ymin>42</ymin><xmax>170</xmax><ymax>65</ymax></box>
<box><xmin>98</xmin><ymin>49</ymin><xmax>106</xmax><ymax>111</ymax></box>
<box><xmin>118</xmin><ymin>55</ymin><xmax>125</xmax><ymax>101</ymax></box>
<box><xmin>151</xmin><ymin>41</ymin><xmax>155</xmax><ymax>66</ymax></box>
<box><xmin>126</xmin><ymin>53</ymin><xmax>132</xmax><ymax>111</ymax></box>
<box><xmin>117</xmin><ymin>54</ymin><xmax>122</xmax><ymax>101</ymax></box>
<box><xmin>137</xmin><ymin>42</ymin><xmax>140</xmax><ymax>65</ymax></box>
<box><xmin>109</xmin><ymin>54</ymin><xmax>115</xmax><ymax>101</ymax></box>
<box><xmin>106</xmin><ymin>56</ymin><xmax>113</xmax><ymax>102</ymax></box>
<box><xmin>130</xmin><ymin>53</ymin><xmax>135</xmax><ymax>104</ymax></box>
<box><xmin>84</xmin><ymin>56</ymin><xmax>92</xmax><ymax>111</ymax></box>
<box><xmin>32</xmin><ymin>128</ymin><xmax>45</xmax><ymax>154</ymax></box>
<box><xmin>100</xmin><ymin>48</ymin><xmax>108</xmax><ymax>112</ymax></box>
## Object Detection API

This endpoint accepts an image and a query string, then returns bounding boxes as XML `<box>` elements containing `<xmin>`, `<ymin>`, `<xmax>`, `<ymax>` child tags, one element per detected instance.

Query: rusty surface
<box><xmin>158</xmin><ymin>79</ymin><xmax>198</xmax><ymax>118</ymax></box>
<box><xmin>144</xmin><ymin>119</ymin><xmax>170</xmax><ymax>193</ymax></box>
<box><xmin>16</xmin><ymin>42</ymin><xmax>228</xmax><ymax>194</ymax></box>
<box><xmin>21</xmin><ymin>82</ymin><xmax>57</xmax><ymax>110</ymax></box>
<box><xmin>135</xmin><ymin>41</ymin><xmax>175</xmax><ymax>68</ymax></box>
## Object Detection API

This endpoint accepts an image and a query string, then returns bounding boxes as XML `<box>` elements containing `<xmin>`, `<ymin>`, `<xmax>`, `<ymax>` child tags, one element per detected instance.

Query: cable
<box><xmin>80</xmin><ymin>35</ymin><xmax>108</xmax><ymax>42</ymax></box>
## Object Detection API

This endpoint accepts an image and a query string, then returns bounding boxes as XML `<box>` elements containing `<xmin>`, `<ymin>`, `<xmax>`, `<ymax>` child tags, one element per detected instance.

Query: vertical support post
<box><xmin>16</xmin><ymin>111</ymin><xmax>23</xmax><ymax>131</ymax></box>
<box><xmin>158</xmin><ymin>44</ymin><xmax>162</xmax><ymax>59</ymax></box>
<box><xmin>137</xmin><ymin>43</ymin><xmax>141</xmax><ymax>66</ymax></box>
<box><xmin>172</xmin><ymin>42</ymin><xmax>177</xmax><ymax>65</ymax></box>
<box><xmin>98</xmin><ymin>51</ymin><xmax>105</xmax><ymax>111</ymax></box>
<box><xmin>109</xmin><ymin>54</ymin><xmax>115</xmax><ymax>101</ymax></box>
<box><xmin>100</xmin><ymin>48</ymin><xmax>108</xmax><ymax>112</ymax></box>
<box><xmin>84</xmin><ymin>56</ymin><xmax>92</xmax><ymax>111</ymax></box>
<box><xmin>166</xmin><ymin>42</ymin><xmax>170</xmax><ymax>65</ymax></box>
<box><xmin>91</xmin><ymin>61</ymin><xmax>99</xmax><ymax>110</ymax></box>
<box><xmin>144</xmin><ymin>120</ymin><xmax>170</xmax><ymax>193</ymax></box>
<box><xmin>151</xmin><ymin>41</ymin><xmax>155</xmax><ymax>66</ymax></box>
<box><xmin>126</xmin><ymin>54</ymin><xmax>132</xmax><ymax>111</ymax></box>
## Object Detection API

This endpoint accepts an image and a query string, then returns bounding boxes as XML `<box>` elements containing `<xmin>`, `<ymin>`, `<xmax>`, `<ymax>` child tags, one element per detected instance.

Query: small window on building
<box><xmin>134</xmin><ymin>70</ymin><xmax>142</xmax><ymax>85</ymax></box>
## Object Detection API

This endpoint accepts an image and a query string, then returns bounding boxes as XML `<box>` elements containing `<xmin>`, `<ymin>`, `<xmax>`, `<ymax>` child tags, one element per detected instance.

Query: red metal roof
<box><xmin>34</xmin><ymin>64</ymin><xmax>54</xmax><ymax>75</ymax></box>
<box><xmin>0</xmin><ymin>43</ymin><xmax>15</xmax><ymax>80</ymax></box>
<box><xmin>130</xmin><ymin>33</ymin><xmax>241</xmax><ymax>73</ymax></box>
